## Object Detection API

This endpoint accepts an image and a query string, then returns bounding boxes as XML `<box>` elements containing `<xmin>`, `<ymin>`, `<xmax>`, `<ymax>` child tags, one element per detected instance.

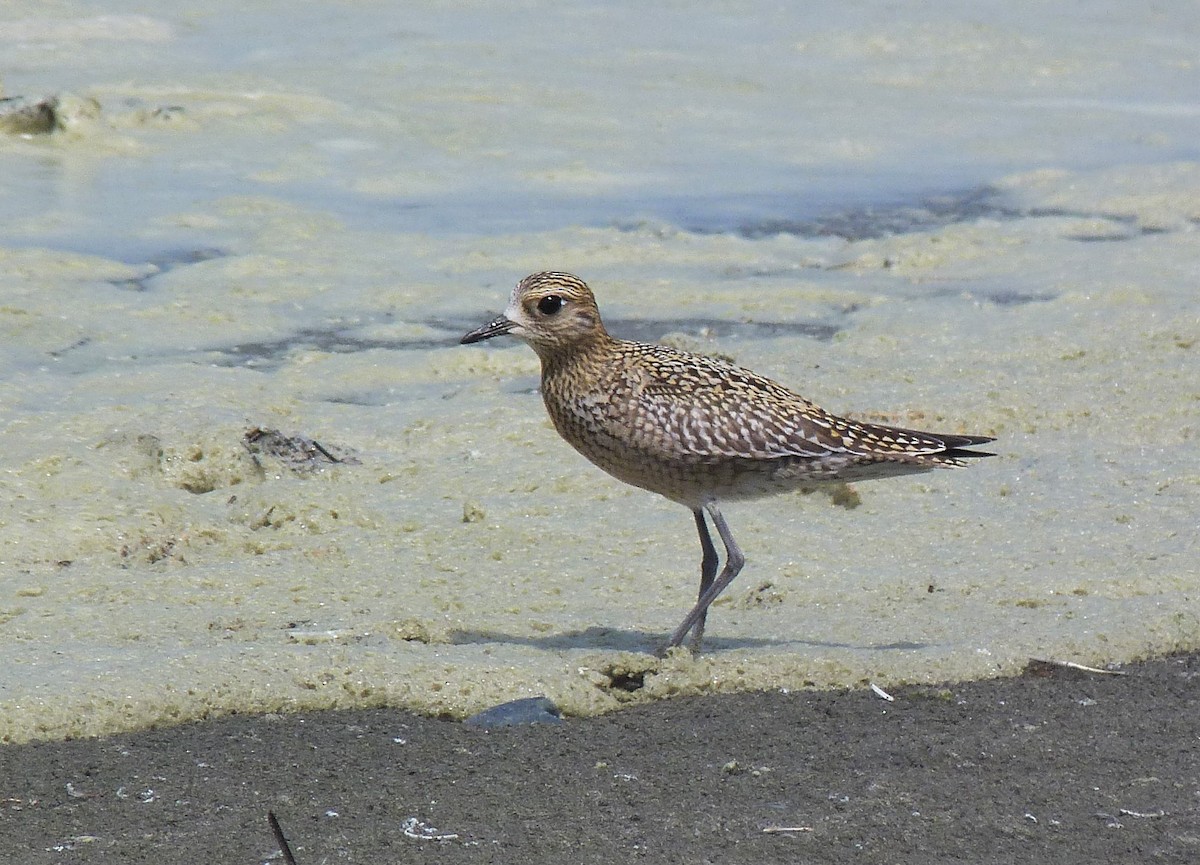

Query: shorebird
<box><xmin>461</xmin><ymin>272</ymin><xmax>994</xmax><ymax>652</ymax></box>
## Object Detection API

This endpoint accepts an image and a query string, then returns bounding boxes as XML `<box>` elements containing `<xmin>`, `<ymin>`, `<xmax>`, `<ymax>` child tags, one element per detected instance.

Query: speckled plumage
<box><xmin>462</xmin><ymin>272</ymin><xmax>994</xmax><ymax>651</ymax></box>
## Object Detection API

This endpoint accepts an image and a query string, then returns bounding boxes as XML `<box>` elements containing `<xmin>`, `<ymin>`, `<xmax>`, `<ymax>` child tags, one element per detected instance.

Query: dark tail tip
<box><xmin>940</xmin><ymin>434</ymin><xmax>996</xmax><ymax>459</ymax></box>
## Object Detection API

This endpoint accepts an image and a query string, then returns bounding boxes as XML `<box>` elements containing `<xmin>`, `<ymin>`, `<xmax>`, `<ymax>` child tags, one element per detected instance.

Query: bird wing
<box><xmin>615</xmin><ymin>345</ymin><xmax>957</xmax><ymax>463</ymax></box>
<box><xmin>611</xmin><ymin>347</ymin><xmax>825</xmax><ymax>460</ymax></box>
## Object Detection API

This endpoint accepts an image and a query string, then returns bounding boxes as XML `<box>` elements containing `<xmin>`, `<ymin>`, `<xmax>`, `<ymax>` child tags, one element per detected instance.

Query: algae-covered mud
<box><xmin>0</xmin><ymin>2</ymin><xmax>1197</xmax><ymax>743</ymax></box>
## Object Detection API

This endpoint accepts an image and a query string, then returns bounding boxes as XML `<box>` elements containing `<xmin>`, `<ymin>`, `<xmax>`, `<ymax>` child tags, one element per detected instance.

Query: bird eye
<box><xmin>537</xmin><ymin>295</ymin><xmax>565</xmax><ymax>315</ymax></box>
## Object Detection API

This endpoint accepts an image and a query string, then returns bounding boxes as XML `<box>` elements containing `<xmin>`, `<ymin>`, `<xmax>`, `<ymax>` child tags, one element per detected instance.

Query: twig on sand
<box><xmin>1119</xmin><ymin>808</ymin><xmax>1166</xmax><ymax>819</ymax></box>
<box><xmin>869</xmin><ymin>682</ymin><xmax>895</xmax><ymax>701</ymax></box>
<box><xmin>1027</xmin><ymin>658</ymin><xmax>1127</xmax><ymax>676</ymax></box>
<box><xmin>268</xmin><ymin>811</ymin><xmax>299</xmax><ymax>865</ymax></box>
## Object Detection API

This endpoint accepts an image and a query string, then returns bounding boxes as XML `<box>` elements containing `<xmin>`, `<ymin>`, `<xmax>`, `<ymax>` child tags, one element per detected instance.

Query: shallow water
<box><xmin>1</xmin><ymin>1</ymin><xmax>1198</xmax><ymax>743</ymax></box>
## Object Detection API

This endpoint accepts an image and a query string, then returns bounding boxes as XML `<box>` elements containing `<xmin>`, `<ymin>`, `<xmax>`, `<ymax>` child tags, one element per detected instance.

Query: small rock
<box><xmin>464</xmin><ymin>696</ymin><xmax>564</xmax><ymax>729</ymax></box>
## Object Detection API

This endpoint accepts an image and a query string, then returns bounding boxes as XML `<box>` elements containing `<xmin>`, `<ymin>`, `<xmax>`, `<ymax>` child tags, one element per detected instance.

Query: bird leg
<box><xmin>684</xmin><ymin>508</ymin><xmax>720</xmax><ymax>651</ymax></box>
<box><xmin>668</xmin><ymin>501</ymin><xmax>745</xmax><ymax>651</ymax></box>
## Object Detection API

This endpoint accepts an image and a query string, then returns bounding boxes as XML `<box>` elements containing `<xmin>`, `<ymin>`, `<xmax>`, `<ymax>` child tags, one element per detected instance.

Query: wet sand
<box><xmin>3</xmin><ymin>652</ymin><xmax>1197</xmax><ymax>863</ymax></box>
<box><xmin>3</xmin><ymin>2</ymin><xmax>1199</xmax><ymax>743</ymax></box>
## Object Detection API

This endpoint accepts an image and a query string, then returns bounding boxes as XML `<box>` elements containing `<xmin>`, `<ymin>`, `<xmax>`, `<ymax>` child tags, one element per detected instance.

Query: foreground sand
<box><xmin>3</xmin><ymin>653</ymin><xmax>1197</xmax><ymax>863</ymax></box>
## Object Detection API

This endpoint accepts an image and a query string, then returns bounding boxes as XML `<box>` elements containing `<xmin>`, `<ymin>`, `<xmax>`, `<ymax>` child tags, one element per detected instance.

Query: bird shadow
<box><xmin>445</xmin><ymin>626</ymin><xmax>930</xmax><ymax>655</ymax></box>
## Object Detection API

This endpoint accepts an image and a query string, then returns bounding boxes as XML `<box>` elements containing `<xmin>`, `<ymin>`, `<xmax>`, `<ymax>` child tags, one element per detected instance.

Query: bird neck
<box><xmin>536</xmin><ymin>330</ymin><xmax>619</xmax><ymax>376</ymax></box>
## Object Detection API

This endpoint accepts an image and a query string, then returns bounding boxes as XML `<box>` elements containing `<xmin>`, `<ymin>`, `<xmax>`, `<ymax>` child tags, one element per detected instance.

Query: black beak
<box><xmin>461</xmin><ymin>315</ymin><xmax>516</xmax><ymax>344</ymax></box>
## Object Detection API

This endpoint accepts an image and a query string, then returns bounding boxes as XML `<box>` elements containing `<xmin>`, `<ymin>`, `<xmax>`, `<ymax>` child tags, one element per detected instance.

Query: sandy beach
<box><xmin>3</xmin><ymin>1</ymin><xmax>1198</xmax><ymax>744</ymax></box>
<box><xmin>1</xmin><ymin>4</ymin><xmax>1198</xmax><ymax>860</ymax></box>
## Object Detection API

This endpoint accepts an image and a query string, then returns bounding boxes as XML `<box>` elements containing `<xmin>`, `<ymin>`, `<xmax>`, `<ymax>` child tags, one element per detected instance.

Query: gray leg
<box><xmin>668</xmin><ymin>501</ymin><xmax>745</xmax><ymax>651</ymax></box>
<box><xmin>687</xmin><ymin>508</ymin><xmax>719</xmax><ymax>651</ymax></box>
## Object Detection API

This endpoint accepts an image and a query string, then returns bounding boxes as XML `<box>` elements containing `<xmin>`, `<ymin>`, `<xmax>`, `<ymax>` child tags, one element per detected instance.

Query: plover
<box><xmin>462</xmin><ymin>271</ymin><xmax>994</xmax><ymax>652</ymax></box>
